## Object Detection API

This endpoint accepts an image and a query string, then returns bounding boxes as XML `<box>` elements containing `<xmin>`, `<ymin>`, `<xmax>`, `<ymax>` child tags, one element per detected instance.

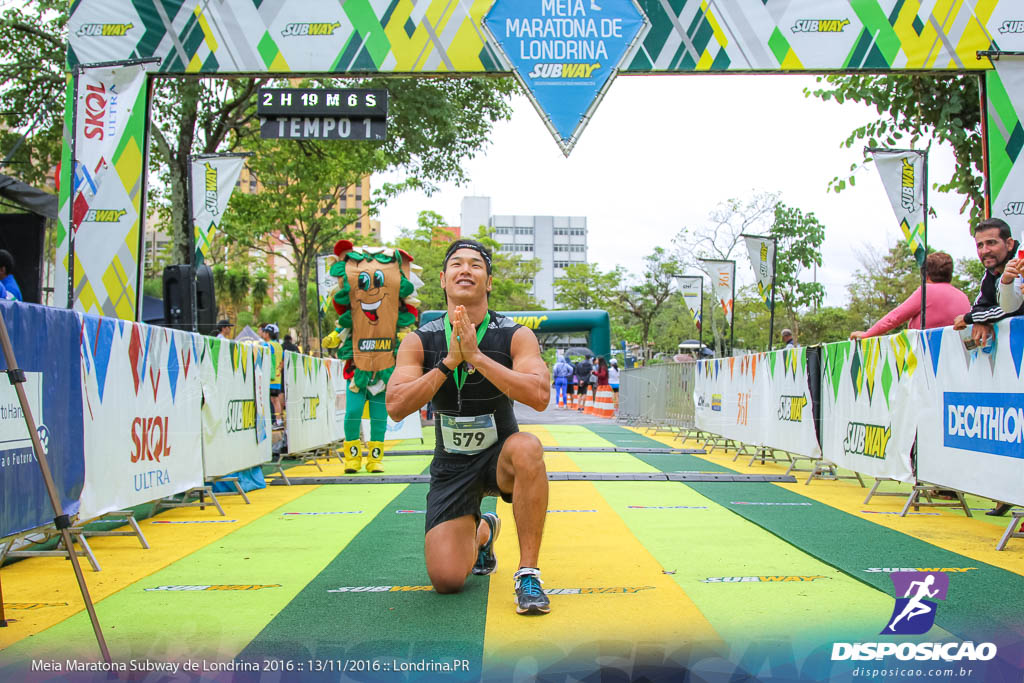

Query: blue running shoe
<box><xmin>513</xmin><ymin>568</ymin><xmax>550</xmax><ymax>615</ymax></box>
<box><xmin>472</xmin><ymin>513</ymin><xmax>500</xmax><ymax>576</ymax></box>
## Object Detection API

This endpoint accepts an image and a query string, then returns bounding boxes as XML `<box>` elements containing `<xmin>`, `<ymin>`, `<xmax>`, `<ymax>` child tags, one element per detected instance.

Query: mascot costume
<box><xmin>322</xmin><ymin>240</ymin><xmax>420</xmax><ymax>473</ymax></box>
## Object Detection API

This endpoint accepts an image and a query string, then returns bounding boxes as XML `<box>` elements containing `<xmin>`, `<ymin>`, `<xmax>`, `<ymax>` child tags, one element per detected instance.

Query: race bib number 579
<box><xmin>440</xmin><ymin>414</ymin><xmax>498</xmax><ymax>455</ymax></box>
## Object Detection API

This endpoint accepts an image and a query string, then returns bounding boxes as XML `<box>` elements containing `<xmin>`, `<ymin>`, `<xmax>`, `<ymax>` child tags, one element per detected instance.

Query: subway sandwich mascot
<box><xmin>323</xmin><ymin>240</ymin><xmax>421</xmax><ymax>473</ymax></box>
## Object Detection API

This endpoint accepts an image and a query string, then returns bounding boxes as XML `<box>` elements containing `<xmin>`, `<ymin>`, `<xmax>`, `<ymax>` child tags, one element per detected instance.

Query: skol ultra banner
<box><xmin>0</xmin><ymin>302</ymin><xmax>85</xmax><ymax>537</ymax></box>
<box><xmin>915</xmin><ymin>320</ymin><xmax>1024</xmax><ymax>505</ymax></box>
<box><xmin>819</xmin><ymin>333</ymin><xmax>921</xmax><ymax>482</ymax></box>
<box><xmin>869</xmin><ymin>149</ymin><xmax>927</xmax><ymax>267</ymax></box>
<box><xmin>284</xmin><ymin>351</ymin><xmax>334</xmax><ymax>454</ymax></box>
<box><xmin>55</xmin><ymin>62</ymin><xmax>149</xmax><ymax>321</ymax></box>
<box><xmin>676</xmin><ymin>275</ymin><xmax>702</xmax><ymax>330</ymax></box>
<box><xmin>78</xmin><ymin>317</ymin><xmax>202</xmax><ymax>520</ymax></box>
<box><xmin>988</xmin><ymin>56</ymin><xmax>1024</xmax><ymax>245</ymax></box>
<box><xmin>329</xmin><ymin>358</ymin><xmax>347</xmax><ymax>442</ymax></box>
<box><xmin>316</xmin><ymin>254</ymin><xmax>338</xmax><ymax>316</ymax></box>
<box><xmin>199</xmin><ymin>338</ymin><xmax>270</xmax><ymax>479</ymax></box>
<box><xmin>704</xmin><ymin>260</ymin><xmax>735</xmax><ymax>325</ymax></box>
<box><xmin>743</xmin><ymin>235</ymin><xmax>775</xmax><ymax>309</ymax></box>
<box><xmin>192</xmin><ymin>155</ymin><xmax>245</xmax><ymax>266</ymax></box>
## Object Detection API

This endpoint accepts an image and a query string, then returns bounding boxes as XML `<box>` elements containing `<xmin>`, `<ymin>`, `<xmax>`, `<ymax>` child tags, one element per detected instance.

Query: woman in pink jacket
<box><xmin>850</xmin><ymin>252</ymin><xmax>970</xmax><ymax>340</ymax></box>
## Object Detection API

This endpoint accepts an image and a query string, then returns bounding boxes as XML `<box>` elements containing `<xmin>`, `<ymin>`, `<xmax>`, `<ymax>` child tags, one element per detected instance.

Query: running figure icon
<box><xmin>887</xmin><ymin>574</ymin><xmax>939</xmax><ymax>632</ymax></box>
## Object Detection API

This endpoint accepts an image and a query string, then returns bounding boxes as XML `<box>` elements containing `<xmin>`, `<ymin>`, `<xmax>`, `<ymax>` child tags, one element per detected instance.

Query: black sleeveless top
<box><xmin>414</xmin><ymin>311</ymin><xmax>522</xmax><ymax>448</ymax></box>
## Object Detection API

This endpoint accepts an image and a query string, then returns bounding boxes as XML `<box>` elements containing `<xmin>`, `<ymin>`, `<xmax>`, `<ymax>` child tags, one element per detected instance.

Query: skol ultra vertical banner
<box><xmin>704</xmin><ymin>260</ymin><xmax>735</xmax><ymax>324</ymax></box>
<box><xmin>328</xmin><ymin>358</ymin><xmax>347</xmax><ymax>442</ymax></box>
<box><xmin>55</xmin><ymin>62</ymin><xmax>150</xmax><ymax>321</ymax></box>
<box><xmin>78</xmin><ymin>317</ymin><xmax>202</xmax><ymax>520</ymax></box>
<box><xmin>988</xmin><ymin>56</ymin><xmax>1024</xmax><ymax>244</ymax></box>
<box><xmin>192</xmin><ymin>155</ymin><xmax>245</xmax><ymax>266</ymax></box>
<box><xmin>0</xmin><ymin>302</ymin><xmax>85</xmax><ymax>537</ymax></box>
<box><xmin>199</xmin><ymin>338</ymin><xmax>270</xmax><ymax>478</ymax></box>
<box><xmin>743</xmin><ymin>235</ymin><xmax>775</xmax><ymax>309</ymax></box>
<box><xmin>819</xmin><ymin>333</ymin><xmax>921</xmax><ymax>482</ymax></box>
<box><xmin>675</xmin><ymin>276</ymin><xmax>702</xmax><ymax>330</ymax></box>
<box><xmin>869</xmin><ymin>149</ymin><xmax>927</xmax><ymax>267</ymax></box>
<box><xmin>284</xmin><ymin>351</ymin><xmax>334</xmax><ymax>454</ymax></box>
<box><xmin>316</xmin><ymin>254</ymin><xmax>338</xmax><ymax>316</ymax></box>
<box><xmin>915</xmin><ymin>320</ymin><xmax>1024</xmax><ymax>505</ymax></box>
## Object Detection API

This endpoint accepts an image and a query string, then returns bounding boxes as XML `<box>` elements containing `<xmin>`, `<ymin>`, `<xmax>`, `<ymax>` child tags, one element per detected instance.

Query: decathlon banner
<box><xmin>78</xmin><ymin>317</ymin><xmax>202</xmax><ymax>520</ymax></box>
<box><xmin>199</xmin><ymin>338</ymin><xmax>270</xmax><ymax>478</ymax></box>
<box><xmin>55</xmin><ymin>62</ymin><xmax>150</xmax><ymax>321</ymax></box>
<box><xmin>192</xmin><ymin>155</ymin><xmax>245</xmax><ymax>266</ymax></box>
<box><xmin>284</xmin><ymin>351</ymin><xmax>334</xmax><ymax>454</ymax></box>
<box><xmin>989</xmin><ymin>56</ymin><xmax>1024</xmax><ymax>245</ymax></box>
<box><xmin>675</xmin><ymin>276</ymin><xmax>702</xmax><ymax>330</ymax></box>
<box><xmin>869</xmin><ymin>149</ymin><xmax>927</xmax><ymax>267</ymax></box>
<box><xmin>819</xmin><ymin>333</ymin><xmax>920</xmax><ymax>483</ymax></box>
<box><xmin>743</xmin><ymin>235</ymin><xmax>775</xmax><ymax>309</ymax></box>
<box><xmin>915</xmin><ymin>320</ymin><xmax>1024</xmax><ymax>505</ymax></box>
<box><xmin>316</xmin><ymin>254</ymin><xmax>338</xmax><ymax>315</ymax></box>
<box><xmin>0</xmin><ymin>302</ymin><xmax>85</xmax><ymax>538</ymax></box>
<box><xmin>703</xmin><ymin>260</ymin><xmax>735</xmax><ymax>324</ymax></box>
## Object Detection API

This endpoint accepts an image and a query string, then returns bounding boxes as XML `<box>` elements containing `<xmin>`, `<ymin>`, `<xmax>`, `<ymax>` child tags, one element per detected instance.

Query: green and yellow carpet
<box><xmin>1</xmin><ymin>424</ymin><xmax>1022</xmax><ymax>682</ymax></box>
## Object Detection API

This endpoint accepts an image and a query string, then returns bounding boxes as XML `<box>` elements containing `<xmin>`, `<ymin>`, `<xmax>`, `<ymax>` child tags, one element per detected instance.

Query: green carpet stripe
<box><xmin>587</xmin><ymin>425</ymin><xmax>1024</xmax><ymax>640</ymax></box>
<box><xmin>239</xmin><ymin>473</ymin><xmax>493</xmax><ymax>680</ymax></box>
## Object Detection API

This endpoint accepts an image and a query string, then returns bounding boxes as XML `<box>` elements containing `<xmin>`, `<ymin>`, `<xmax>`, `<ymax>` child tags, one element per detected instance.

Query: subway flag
<box><xmin>870</xmin><ymin>149</ymin><xmax>927</xmax><ymax>267</ymax></box>
<box><xmin>743</xmin><ymin>235</ymin><xmax>775</xmax><ymax>310</ymax></box>
<box><xmin>192</xmin><ymin>155</ymin><xmax>245</xmax><ymax>265</ymax></box>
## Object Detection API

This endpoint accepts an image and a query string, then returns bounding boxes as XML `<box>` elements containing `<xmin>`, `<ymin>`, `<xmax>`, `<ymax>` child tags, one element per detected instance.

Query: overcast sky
<box><xmin>375</xmin><ymin>74</ymin><xmax>977</xmax><ymax>307</ymax></box>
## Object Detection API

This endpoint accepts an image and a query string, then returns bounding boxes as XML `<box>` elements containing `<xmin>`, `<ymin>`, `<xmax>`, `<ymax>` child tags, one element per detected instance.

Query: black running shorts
<box><xmin>425</xmin><ymin>438</ymin><xmax>513</xmax><ymax>534</ymax></box>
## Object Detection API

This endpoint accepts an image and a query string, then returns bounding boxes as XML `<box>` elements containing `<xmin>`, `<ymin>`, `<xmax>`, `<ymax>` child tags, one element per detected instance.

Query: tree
<box><xmin>553</xmin><ymin>263</ymin><xmax>623</xmax><ymax>310</ymax></box>
<box><xmin>846</xmin><ymin>243</ymin><xmax>923</xmax><ymax>330</ymax></box>
<box><xmin>806</xmin><ymin>74</ymin><xmax>984</xmax><ymax>220</ymax></box>
<box><xmin>615</xmin><ymin>247</ymin><xmax>681</xmax><ymax>364</ymax></box>
<box><xmin>796</xmin><ymin>306</ymin><xmax>859</xmax><ymax>346</ymax></box>
<box><xmin>770</xmin><ymin>202</ymin><xmax>827</xmax><ymax>340</ymax></box>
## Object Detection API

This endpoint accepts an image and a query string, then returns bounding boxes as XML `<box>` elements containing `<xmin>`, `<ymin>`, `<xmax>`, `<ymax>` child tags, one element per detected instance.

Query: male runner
<box><xmin>386</xmin><ymin>239</ymin><xmax>552</xmax><ymax>615</ymax></box>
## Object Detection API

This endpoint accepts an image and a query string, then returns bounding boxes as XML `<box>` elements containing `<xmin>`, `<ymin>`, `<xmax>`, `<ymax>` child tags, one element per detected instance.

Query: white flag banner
<box><xmin>869</xmin><ymin>149</ymin><xmax>926</xmax><ymax>266</ymax></box>
<box><xmin>704</xmin><ymin>260</ymin><xmax>735</xmax><ymax>325</ymax></box>
<box><xmin>192</xmin><ymin>155</ymin><xmax>245</xmax><ymax>265</ymax></box>
<box><xmin>284</xmin><ymin>351</ymin><xmax>335</xmax><ymax>454</ymax></box>
<box><xmin>743</xmin><ymin>235</ymin><xmax>775</xmax><ymax>309</ymax></box>
<box><xmin>991</xmin><ymin>56</ymin><xmax>1024</xmax><ymax>246</ymax></box>
<box><xmin>317</xmin><ymin>254</ymin><xmax>339</xmax><ymax>315</ymax></box>
<box><xmin>675</xmin><ymin>276</ymin><xmax>702</xmax><ymax>329</ymax></box>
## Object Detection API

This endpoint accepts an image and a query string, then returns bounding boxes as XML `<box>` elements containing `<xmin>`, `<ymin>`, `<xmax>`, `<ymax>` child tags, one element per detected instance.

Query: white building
<box><xmin>460</xmin><ymin>196</ymin><xmax>587</xmax><ymax>308</ymax></box>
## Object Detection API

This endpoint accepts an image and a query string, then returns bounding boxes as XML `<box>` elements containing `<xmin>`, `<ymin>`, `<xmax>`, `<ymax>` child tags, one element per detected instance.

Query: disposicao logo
<box><xmin>831</xmin><ymin>571</ymin><xmax>997</xmax><ymax>662</ymax></box>
<box><xmin>944</xmin><ymin>392</ymin><xmax>1024</xmax><ymax>458</ymax></box>
<box><xmin>791</xmin><ymin>19</ymin><xmax>849</xmax><ymax>33</ymax></box>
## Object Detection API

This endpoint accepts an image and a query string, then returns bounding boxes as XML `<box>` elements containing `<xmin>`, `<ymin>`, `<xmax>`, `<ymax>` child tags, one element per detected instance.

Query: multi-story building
<box><xmin>460</xmin><ymin>196</ymin><xmax>587</xmax><ymax>308</ymax></box>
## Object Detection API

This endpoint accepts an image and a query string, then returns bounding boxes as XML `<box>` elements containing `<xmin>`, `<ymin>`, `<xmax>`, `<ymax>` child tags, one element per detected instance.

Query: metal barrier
<box><xmin>617</xmin><ymin>362</ymin><xmax>696</xmax><ymax>430</ymax></box>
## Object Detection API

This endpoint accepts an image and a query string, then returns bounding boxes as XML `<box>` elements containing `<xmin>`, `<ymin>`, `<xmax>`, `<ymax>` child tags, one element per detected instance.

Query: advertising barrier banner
<box><xmin>916</xmin><ymin>320</ymin><xmax>1024</xmax><ymax>505</ymax></box>
<box><xmin>0</xmin><ymin>302</ymin><xmax>85</xmax><ymax>537</ymax></box>
<box><xmin>820</xmin><ymin>334</ymin><xmax>920</xmax><ymax>483</ymax></box>
<box><xmin>328</xmin><ymin>358</ymin><xmax>346</xmax><ymax>442</ymax></box>
<box><xmin>200</xmin><ymin>338</ymin><xmax>270</xmax><ymax>478</ymax></box>
<box><xmin>78</xmin><ymin>317</ymin><xmax>203</xmax><ymax>520</ymax></box>
<box><xmin>989</xmin><ymin>55</ymin><xmax>1024</xmax><ymax>246</ymax></box>
<box><xmin>284</xmin><ymin>351</ymin><xmax>334</xmax><ymax>454</ymax></box>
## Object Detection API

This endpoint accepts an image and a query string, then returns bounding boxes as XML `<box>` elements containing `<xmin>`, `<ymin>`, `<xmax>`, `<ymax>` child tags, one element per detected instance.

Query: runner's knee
<box><xmin>507</xmin><ymin>432</ymin><xmax>544</xmax><ymax>470</ymax></box>
<box><xmin>428</xmin><ymin>567</ymin><xmax>468</xmax><ymax>594</ymax></box>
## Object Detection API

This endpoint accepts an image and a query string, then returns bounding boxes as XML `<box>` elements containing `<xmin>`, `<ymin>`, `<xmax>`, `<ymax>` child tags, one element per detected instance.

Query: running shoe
<box><xmin>513</xmin><ymin>568</ymin><xmax>550</xmax><ymax>615</ymax></box>
<box><xmin>472</xmin><ymin>512</ymin><xmax>500</xmax><ymax>576</ymax></box>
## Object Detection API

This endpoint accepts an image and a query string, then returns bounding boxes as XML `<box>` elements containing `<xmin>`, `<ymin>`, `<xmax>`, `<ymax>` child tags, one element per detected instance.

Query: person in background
<box><xmin>215</xmin><ymin>319</ymin><xmax>233</xmax><ymax>339</ymax></box>
<box><xmin>574</xmin><ymin>355</ymin><xmax>593</xmax><ymax>412</ymax></box>
<box><xmin>780</xmin><ymin>329</ymin><xmax>796</xmax><ymax>349</ymax></box>
<box><xmin>568</xmin><ymin>362</ymin><xmax>579</xmax><ymax>409</ymax></box>
<box><xmin>0</xmin><ymin>249</ymin><xmax>23</xmax><ymax>301</ymax></box>
<box><xmin>261</xmin><ymin>323</ymin><xmax>285</xmax><ymax>428</ymax></box>
<box><xmin>281</xmin><ymin>334</ymin><xmax>299</xmax><ymax>353</ymax></box>
<box><xmin>850</xmin><ymin>252</ymin><xmax>970</xmax><ymax>339</ymax></box>
<box><xmin>608</xmin><ymin>358</ymin><xmax>620</xmax><ymax>395</ymax></box>
<box><xmin>953</xmin><ymin>217</ymin><xmax>1023</xmax><ymax>347</ymax></box>
<box><xmin>593</xmin><ymin>357</ymin><xmax>609</xmax><ymax>403</ymax></box>
<box><xmin>552</xmin><ymin>354</ymin><xmax>573</xmax><ymax>408</ymax></box>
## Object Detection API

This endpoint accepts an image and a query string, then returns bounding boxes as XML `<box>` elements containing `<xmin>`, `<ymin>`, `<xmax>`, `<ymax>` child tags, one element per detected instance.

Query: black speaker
<box><xmin>162</xmin><ymin>264</ymin><xmax>216</xmax><ymax>332</ymax></box>
<box><xmin>0</xmin><ymin>213</ymin><xmax>46</xmax><ymax>305</ymax></box>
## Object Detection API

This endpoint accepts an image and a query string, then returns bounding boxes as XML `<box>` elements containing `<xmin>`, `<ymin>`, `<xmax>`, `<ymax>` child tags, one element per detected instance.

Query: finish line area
<box><xmin>1</xmin><ymin>423</ymin><xmax>1022</xmax><ymax>682</ymax></box>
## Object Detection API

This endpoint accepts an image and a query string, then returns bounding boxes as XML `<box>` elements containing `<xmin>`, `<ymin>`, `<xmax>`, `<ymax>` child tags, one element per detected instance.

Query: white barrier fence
<box><xmin>692</xmin><ymin>319</ymin><xmax>1024</xmax><ymax>506</ymax></box>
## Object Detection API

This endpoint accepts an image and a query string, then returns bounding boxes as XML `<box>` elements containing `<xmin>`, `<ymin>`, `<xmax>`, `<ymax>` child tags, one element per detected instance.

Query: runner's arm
<box><xmin>386</xmin><ymin>333</ymin><xmax>454</xmax><ymax>421</ymax></box>
<box><xmin>467</xmin><ymin>327</ymin><xmax>550</xmax><ymax>411</ymax></box>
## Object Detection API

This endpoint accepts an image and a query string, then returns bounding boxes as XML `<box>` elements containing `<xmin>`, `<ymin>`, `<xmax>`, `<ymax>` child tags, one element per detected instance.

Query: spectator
<box><xmin>607</xmin><ymin>358</ymin><xmax>620</xmax><ymax>395</ymax></box>
<box><xmin>780</xmin><ymin>328</ymin><xmax>796</xmax><ymax>349</ymax></box>
<box><xmin>280</xmin><ymin>334</ymin><xmax>299</xmax><ymax>353</ymax></box>
<box><xmin>593</xmin><ymin>357</ymin><xmax>609</xmax><ymax>403</ymax></box>
<box><xmin>0</xmin><ymin>249</ymin><xmax>23</xmax><ymax>301</ymax></box>
<box><xmin>261</xmin><ymin>323</ymin><xmax>285</xmax><ymax>428</ymax></box>
<box><xmin>574</xmin><ymin>355</ymin><xmax>593</xmax><ymax>412</ymax></box>
<box><xmin>850</xmin><ymin>252</ymin><xmax>970</xmax><ymax>339</ymax></box>
<box><xmin>998</xmin><ymin>253</ymin><xmax>1023</xmax><ymax>314</ymax></box>
<box><xmin>215</xmin><ymin>319</ymin><xmax>233</xmax><ymax>339</ymax></box>
<box><xmin>552</xmin><ymin>354</ymin><xmax>573</xmax><ymax>408</ymax></box>
<box><xmin>953</xmin><ymin>217</ymin><xmax>1024</xmax><ymax>347</ymax></box>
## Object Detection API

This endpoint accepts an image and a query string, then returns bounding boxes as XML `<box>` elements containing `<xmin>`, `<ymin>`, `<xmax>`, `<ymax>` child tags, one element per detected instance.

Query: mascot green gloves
<box><xmin>322</xmin><ymin>240</ymin><xmax>420</xmax><ymax>473</ymax></box>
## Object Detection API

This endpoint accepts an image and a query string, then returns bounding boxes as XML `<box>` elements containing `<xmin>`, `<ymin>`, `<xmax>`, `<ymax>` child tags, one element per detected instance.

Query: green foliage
<box><xmin>648</xmin><ymin>294</ymin><xmax>699</xmax><ymax>354</ymax></box>
<box><xmin>806</xmin><ymin>74</ymin><xmax>984</xmax><ymax>220</ymax></box>
<box><xmin>770</xmin><ymin>202</ymin><xmax>827</xmax><ymax>339</ymax></box>
<box><xmin>846</xmin><ymin>243</ymin><xmax>924</xmax><ymax>331</ymax></box>
<box><xmin>797</xmin><ymin>307</ymin><xmax>860</xmax><ymax>346</ymax></box>
<box><xmin>615</xmin><ymin>247</ymin><xmax>682</xmax><ymax>364</ymax></box>
<box><xmin>953</xmin><ymin>257</ymin><xmax>984</xmax><ymax>303</ymax></box>
<box><xmin>731</xmin><ymin>286</ymin><xmax>772</xmax><ymax>352</ymax></box>
<box><xmin>553</xmin><ymin>262</ymin><xmax>623</xmax><ymax>310</ymax></box>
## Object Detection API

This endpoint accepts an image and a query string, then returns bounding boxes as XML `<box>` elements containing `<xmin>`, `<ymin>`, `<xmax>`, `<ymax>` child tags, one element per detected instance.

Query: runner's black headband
<box><xmin>443</xmin><ymin>240</ymin><xmax>492</xmax><ymax>274</ymax></box>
